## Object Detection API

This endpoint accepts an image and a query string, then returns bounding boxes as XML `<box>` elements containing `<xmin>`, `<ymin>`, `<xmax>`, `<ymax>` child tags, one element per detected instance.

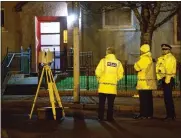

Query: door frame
<box><xmin>35</xmin><ymin>16</ymin><xmax>67</xmax><ymax>72</ymax></box>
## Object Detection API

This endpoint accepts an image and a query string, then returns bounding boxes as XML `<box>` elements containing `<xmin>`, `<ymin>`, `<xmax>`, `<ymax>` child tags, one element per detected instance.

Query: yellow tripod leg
<box><xmin>29</xmin><ymin>66</ymin><xmax>45</xmax><ymax>119</ymax></box>
<box><xmin>46</xmin><ymin>67</ymin><xmax>56</xmax><ymax>120</ymax></box>
<box><xmin>49</xmin><ymin>69</ymin><xmax>65</xmax><ymax>117</ymax></box>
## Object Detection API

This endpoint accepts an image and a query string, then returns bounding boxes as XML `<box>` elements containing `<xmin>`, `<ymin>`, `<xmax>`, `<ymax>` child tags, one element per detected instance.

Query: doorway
<box><xmin>35</xmin><ymin>16</ymin><xmax>67</xmax><ymax>72</ymax></box>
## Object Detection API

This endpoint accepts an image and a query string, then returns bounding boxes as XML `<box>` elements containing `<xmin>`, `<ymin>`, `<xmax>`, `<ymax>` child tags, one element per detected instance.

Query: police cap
<box><xmin>161</xmin><ymin>44</ymin><xmax>172</xmax><ymax>50</ymax></box>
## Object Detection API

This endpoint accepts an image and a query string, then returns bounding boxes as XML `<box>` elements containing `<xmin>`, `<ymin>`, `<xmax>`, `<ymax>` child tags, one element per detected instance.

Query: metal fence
<box><xmin>1</xmin><ymin>47</ymin><xmax>31</xmax><ymax>83</ymax></box>
<box><xmin>52</xmin><ymin>49</ymin><xmax>93</xmax><ymax>74</ymax></box>
<box><xmin>56</xmin><ymin>61</ymin><xmax>181</xmax><ymax>91</ymax></box>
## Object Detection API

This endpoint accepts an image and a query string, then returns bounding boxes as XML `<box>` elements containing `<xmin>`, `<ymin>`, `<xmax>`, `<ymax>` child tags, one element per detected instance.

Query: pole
<box><xmin>20</xmin><ymin>46</ymin><xmax>23</xmax><ymax>73</ymax></box>
<box><xmin>28</xmin><ymin>46</ymin><xmax>31</xmax><ymax>74</ymax></box>
<box><xmin>179</xmin><ymin>5</ymin><xmax>181</xmax><ymax>93</ymax></box>
<box><xmin>29</xmin><ymin>45</ymin><xmax>32</xmax><ymax>73</ymax></box>
<box><xmin>73</xmin><ymin>1</ymin><xmax>80</xmax><ymax>103</ymax></box>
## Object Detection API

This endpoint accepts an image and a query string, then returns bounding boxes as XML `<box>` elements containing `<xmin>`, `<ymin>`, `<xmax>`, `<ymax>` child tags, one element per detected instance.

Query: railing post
<box><xmin>20</xmin><ymin>46</ymin><xmax>24</xmax><ymax>73</ymax></box>
<box><xmin>27</xmin><ymin>46</ymin><xmax>31</xmax><ymax>74</ymax></box>
<box><xmin>29</xmin><ymin>45</ymin><xmax>32</xmax><ymax>73</ymax></box>
<box><xmin>70</xmin><ymin>47</ymin><xmax>73</xmax><ymax>67</ymax></box>
<box><xmin>125</xmin><ymin>60</ymin><xmax>127</xmax><ymax>91</ymax></box>
<box><xmin>86</xmin><ymin>54</ymin><xmax>90</xmax><ymax>90</ymax></box>
<box><xmin>64</xmin><ymin>46</ymin><xmax>67</xmax><ymax>72</ymax></box>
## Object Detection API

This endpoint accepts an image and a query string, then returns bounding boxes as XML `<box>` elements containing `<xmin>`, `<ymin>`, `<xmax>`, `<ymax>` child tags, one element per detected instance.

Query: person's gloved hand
<box><xmin>96</xmin><ymin>77</ymin><xmax>100</xmax><ymax>82</ymax></box>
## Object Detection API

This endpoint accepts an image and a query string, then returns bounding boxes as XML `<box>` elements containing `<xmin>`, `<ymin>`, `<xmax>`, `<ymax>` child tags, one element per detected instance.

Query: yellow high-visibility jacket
<box><xmin>134</xmin><ymin>52</ymin><xmax>157</xmax><ymax>90</ymax></box>
<box><xmin>156</xmin><ymin>56</ymin><xmax>165</xmax><ymax>80</ymax></box>
<box><xmin>156</xmin><ymin>53</ymin><xmax>176</xmax><ymax>84</ymax></box>
<box><xmin>95</xmin><ymin>54</ymin><xmax>124</xmax><ymax>94</ymax></box>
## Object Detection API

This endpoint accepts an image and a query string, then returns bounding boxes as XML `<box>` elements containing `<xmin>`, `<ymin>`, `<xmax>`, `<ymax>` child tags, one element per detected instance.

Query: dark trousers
<box><xmin>98</xmin><ymin>93</ymin><xmax>116</xmax><ymax>120</ymax></box>
<box><xmin>162</xmin><ymin>77</ymin><xmax>175</xmax><ymax>117</ymax></box>
<box><xmin>138</xmin><ymin>90</ymin><xmax>153</xmax><ymax>117</ymax></box>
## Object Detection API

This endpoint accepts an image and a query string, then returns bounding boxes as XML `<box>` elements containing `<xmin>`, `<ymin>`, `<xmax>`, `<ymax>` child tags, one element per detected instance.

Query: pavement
<box><xmin>1</xmin><ymin>96</ymin><xmax>181</xmax><ymax>138</ymax></box>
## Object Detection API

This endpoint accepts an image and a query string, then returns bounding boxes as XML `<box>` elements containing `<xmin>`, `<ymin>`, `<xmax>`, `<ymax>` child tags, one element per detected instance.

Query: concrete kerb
<box><xmin>63</xmin><ymin>103</ymin><xmax>139</xmax><ymax>112</ymax></box>
<box><xmin>38</xmin><ymin>90</ymin><xmax>181</xmax><ymax>97</ymax></box>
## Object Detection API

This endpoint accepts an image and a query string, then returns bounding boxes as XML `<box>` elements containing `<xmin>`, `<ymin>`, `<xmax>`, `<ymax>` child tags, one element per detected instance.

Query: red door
<box><xmin>35</xmin><ymin>16</ymin><xmax>67</xmax><ymax>72</ymax></box>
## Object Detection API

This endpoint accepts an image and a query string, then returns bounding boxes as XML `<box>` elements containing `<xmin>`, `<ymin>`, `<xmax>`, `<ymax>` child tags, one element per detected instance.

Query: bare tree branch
<box><xmin>160</xmin><ymin>8</ymin><xmax>178</xmax><ymax>12</ymax></box>
<box><xmin>153</xmin><ymin>7</ymin><xmax>179</xmax><ymax>31</ymax></box>
<box><xmin>153</xmin><ymin>2</ymin><xmax>161</xmax><ymax>16</ymax></box>
<box><xmin>132</xmin><ymin>8</ymin><xmax>142</xmax><ymax>24</ymax></box>
<box><xmin>147</xmin><ymin>2</ymin><xmax>161</xmax><ymax>32</ymax></box>
<box><xmin>141</xmin><ymin>4</ymin><xmax>150</xmax><ymax>24</ymax></box>
<box><xmin>148</xmin><ymin>3</ymin><xmax>154</xmax><ymax>14</ymax></box>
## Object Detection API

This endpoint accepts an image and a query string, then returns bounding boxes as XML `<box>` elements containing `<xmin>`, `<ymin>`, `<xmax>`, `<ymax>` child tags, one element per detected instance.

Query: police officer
<box><xmin>95</xmin><ymin>47</ymin><xmax>124</xmax><ymax>121</ymax></box>
<box><xmin>178</xmin><ymin>61</ymin><xmax>181</xmax><ymax>91</ymax></box>
<box><xmin>156</xmin><ymin>44</ymin><xmax>176</xmax><ymax>121</ymax></box>
<box><xmin>133</xmin><ymin>44</ymin><xmax>157</xmax><ymax>119</ymax></box>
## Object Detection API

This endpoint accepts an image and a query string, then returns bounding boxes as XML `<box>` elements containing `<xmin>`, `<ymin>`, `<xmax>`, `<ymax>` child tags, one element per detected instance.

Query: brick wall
<box><xmin>1</xmin><ymin>2</ymin><xmax>22</xmax><ymax>61</ymax></box>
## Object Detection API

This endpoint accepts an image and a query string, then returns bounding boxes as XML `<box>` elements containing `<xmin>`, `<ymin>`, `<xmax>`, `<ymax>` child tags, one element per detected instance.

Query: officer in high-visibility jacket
<box><xmin>95</xmin><ymin>47</ymin><xmax>124</xmax><ymax>121</ymax></box>
<box><xmin>133</xmin><ymin>44</ymin><xmax>157</xmax><ymax>119</ymax></box>
<box><xmin>156</xmin><ymin>44</ymin><xmax>176</xmax><ymax>121</ymax></box>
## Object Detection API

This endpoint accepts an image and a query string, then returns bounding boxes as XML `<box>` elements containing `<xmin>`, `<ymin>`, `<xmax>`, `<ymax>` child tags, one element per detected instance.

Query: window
<box><xmin>40</xmin><ymin>22</ymin><xmax>60</xmax><ymax>51</ymax></box>
<box><xmin>172</xmin><ymin>12</ymin><xmax>181</xmax><ymax>61</ymax></box>
<box><xmin>40</xmin><ymin>21</ymin><xmax>61</xmax><ymax>70</ymax></box>
<box><xmin>102</xmin><ymin>7</ymin><xmax>135</xmax><ymax>30</ymax></box>
<box><xmin>174</xmin><ymin>13</ymin><xmax>181</xmax><ymax>45</ymax></box>
<box><xmin>41</xmin><ymin>34</ymin><xmax>60</xmax><ymax>45</ymax></box>
<box><xmin>40</xmin><ymin>22</ymin><xmax>60</xmax><ymax>33</ymax></box>
<box><xmin>1</xmin><ymin>8</ymin><xmax>5</xmax><ymax>29</ymax></box>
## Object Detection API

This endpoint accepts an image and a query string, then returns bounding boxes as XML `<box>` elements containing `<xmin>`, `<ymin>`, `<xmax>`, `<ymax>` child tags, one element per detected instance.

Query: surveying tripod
<box><xmin>29</xmin><ymin>64</ymin><xmax>65</xmax><ymax>120</ymax></box>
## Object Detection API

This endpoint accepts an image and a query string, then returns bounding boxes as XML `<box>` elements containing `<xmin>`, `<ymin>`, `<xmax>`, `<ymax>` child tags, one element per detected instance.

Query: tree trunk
<box><xmin>140</xmin><ymin>31</ymin><xmax>153</xmax><ymax>49</ymax></box>
<box><xmin>139</xmin><ymin>3</ymin><xmax>156</xmax><ymax>49</ymax></box>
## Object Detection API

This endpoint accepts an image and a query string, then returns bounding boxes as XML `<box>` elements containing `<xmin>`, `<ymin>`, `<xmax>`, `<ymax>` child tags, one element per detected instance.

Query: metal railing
<box><xmin>1</xmin><ymin>53</ymin><xmax>9</xmax><ymax>83</ymax></box>
<box><xmin>52</xmin><ymin>49</ymin><xmax>93</xmax><ymax>74</ymax></box>
<box><xmin>56</xmin><ymin>61</ymin><xmax>181</xmax><ymax>91</ymax></box>
<box><xmin>1</xmin><ymin>46</ymin><xmax>32</xmax><ymax>84</ymax></box>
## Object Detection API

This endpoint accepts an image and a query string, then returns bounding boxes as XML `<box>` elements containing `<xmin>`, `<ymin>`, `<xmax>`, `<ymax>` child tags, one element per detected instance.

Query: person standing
<box><xmin>95</xmin><ymin>47</ymin><xmax>124</xmax><ymax>121</ymax></box>
<box><xmin>133</xmin><ymin>44</ymin><xmax>157</xmax><ymax>119</ymax></box>
<box><xmin>178</xmin><ymin>61</ymin><xmax>181</xmax><ymax>92</ymax></box>
<box><xmin>156</xmin><ymin>44</ymin><xmax>177</xmax><ymax>121</ymax></box>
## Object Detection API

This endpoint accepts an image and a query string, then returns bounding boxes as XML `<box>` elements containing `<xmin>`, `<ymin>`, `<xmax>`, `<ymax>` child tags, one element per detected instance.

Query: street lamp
<box><xmin>67</xmin><ymin>14</ymin><xmax>77</xmax><ymax>24</ymax></box>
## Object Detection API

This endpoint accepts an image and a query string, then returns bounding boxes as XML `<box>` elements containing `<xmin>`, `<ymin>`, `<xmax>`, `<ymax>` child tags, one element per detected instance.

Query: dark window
<box><xmin>105</xmin><ymin>8</ymin><xmax>131</xmax><ymax>26</ymax></box>
<box><xmin>1</xmin><ymin>9</ymin><xmax>5</xmax><ymax>27</ymax></box>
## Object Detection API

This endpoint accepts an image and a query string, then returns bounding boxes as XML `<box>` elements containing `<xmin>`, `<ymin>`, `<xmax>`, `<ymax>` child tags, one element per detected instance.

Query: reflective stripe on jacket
<box><xmin>95</xmin><ymin>54</ymin><xmax>124</xmax><ymax>94</ymax></box>
<box><xmin>134</xmin><ymin>52</ymin><xmax>157</xmax><ymax>90</ymax></box>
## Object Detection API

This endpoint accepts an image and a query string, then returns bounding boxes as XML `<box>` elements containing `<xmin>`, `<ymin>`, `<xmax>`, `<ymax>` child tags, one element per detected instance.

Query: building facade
<box><xmin>1</xmin><ymin>2</ymin><xmax>181</xmax><ymax>72</ymax></box>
